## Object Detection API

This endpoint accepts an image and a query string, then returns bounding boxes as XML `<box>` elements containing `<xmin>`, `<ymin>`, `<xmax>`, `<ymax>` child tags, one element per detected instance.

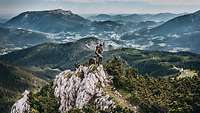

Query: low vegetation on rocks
<box><xmin>105</xmin><ymin>57</ymin><xmax>200</xmax><ymax>113</ymax></box>
<box><xmin>10</xmin><ymin>57</ymin><xmax>200</xmax><ymax>113</ymax></box>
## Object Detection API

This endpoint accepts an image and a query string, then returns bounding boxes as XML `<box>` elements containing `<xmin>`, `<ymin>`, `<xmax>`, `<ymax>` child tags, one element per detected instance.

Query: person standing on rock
<box><xmin>95</xmin><ymin>43</ymin><xmax>103</xmax><ymax>65</ymax></box>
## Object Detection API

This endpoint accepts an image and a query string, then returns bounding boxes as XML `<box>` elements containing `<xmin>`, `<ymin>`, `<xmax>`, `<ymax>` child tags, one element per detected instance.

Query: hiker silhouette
<box><xmin>95</xmin><ymin>43</ymin><xmax>103</xmax><ymax>65</ymax></box>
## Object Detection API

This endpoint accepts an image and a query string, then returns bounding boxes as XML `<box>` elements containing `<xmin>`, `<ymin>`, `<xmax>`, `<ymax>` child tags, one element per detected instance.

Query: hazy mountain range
<box><xmin>5</xmin><ymin>9</ymin><xmax>90</xmax><ymax>33</ymax></box>
<box><xmin>87</xmin><ymin>13</ymin><xmax>185</xmax><ymax>22</ymax></box>
<box><xmin>121</xmin><ymin>10</ymin><xmax>200</xmax><ymax>53</ymax></box>
<box><xmin>0</xmin><ymin>9</ymin><xmax>199</xmax><ymax>55</ymax></box>
<box><xmin>0</xmin><ymin>9</ymin><xmax>200</xmax><ymax>113</ymax></box>
<box><xmin>1</xmin><ymin>37</ymin><xmax>200</xmax><ymax>79</ymax></box>
<box><xmin>1</xmin><ymin>37</ymin><xmax>200</xmax><ymax>113</ymax></box>
<box><xmin>0</xmin><ymin>18</ymin><xmax>8</xmax><ymax>23</ymax></box>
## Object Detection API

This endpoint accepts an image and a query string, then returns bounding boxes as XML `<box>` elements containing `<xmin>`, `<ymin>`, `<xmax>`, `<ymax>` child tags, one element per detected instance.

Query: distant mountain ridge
<box><xmin>1</xmin><ymin>37</ymin><xmax>200</xmax><ymax>79</ymax></box>
<box><xmin>5</xmin><ymin>9</ymin><xmax>161</xmax><ymax>34</ymax></box>
<box><xmin>2</xmin><ymin>9</ymin><xmax>200</xmax><ymax>54</ymax></box>
<box><xmin>88</xmin><ymin>13</ymin><xmax>184</xmax><ymax>22</ymax></box>
<box><xmin>149</xmin><ymin>10</ymin><xmax>200</xmax><ymax>34</ymax></box>
<box><xmin>0</xmin><ymin>17</ymin><xmax>8</xmax><ymax>23</ymax></box>
<box><xmin>6</xmin><ymin>9</ymin><xmax>90</xmax><ymax>33</ymax></box>
<box><xmin>0</xmin><ymin>27</ymin><xmax>50</xmax><ymax>52</ymax></box>
<box><xmin>120</xmin><ymin>10</ymin><xmax>200</xmax><ymax>53</ymax></box>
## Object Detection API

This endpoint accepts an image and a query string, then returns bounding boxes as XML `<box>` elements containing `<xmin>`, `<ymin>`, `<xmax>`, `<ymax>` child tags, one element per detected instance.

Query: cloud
<box><xmin>58</xmin><ymin>0</ymin><xmax>200</xmax><ymax>5</ymax></box>
<box><xmin>145</xmin><ymin>0</ymin><xmax>200</xmax><ymax>5</ymax></box>
<box><xmin>0</xmin><ymin>0</ymin><xmax>199</xmax><ymax>15</ymax></box>
<box><xmin>52</xmin><ymin>0</ymin><xmax>141</xmax><ymax>3</ymax></box>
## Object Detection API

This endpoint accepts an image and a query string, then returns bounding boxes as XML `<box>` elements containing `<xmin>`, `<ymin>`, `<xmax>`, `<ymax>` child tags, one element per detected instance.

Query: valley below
<box><xmin>0</xmin><ymin>9</ymin><xmax>200</xmax><ymax>113</ymax></box>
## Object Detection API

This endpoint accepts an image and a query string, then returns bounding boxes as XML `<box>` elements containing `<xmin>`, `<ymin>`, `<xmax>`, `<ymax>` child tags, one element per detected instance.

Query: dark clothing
<box><xmin>95</xmin><ymin>45</ymin><xmax>103</xmax><ymax>64</ymax></box>
<box><xmin>95</xmin><ymin>46</ymin><xmax>103</xmax><ymax>55</ymax></box>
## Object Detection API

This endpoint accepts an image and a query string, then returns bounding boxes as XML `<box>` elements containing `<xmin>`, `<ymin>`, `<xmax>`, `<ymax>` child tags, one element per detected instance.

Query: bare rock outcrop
<box><xmin>53</xmin><ymin>64</ymin><xmax>115</xmax><ymax>112</ymax></box>
<box><xmin>11</xmin><ymin>64</ymin><xmax>116</xmax><ymax>113</ymax></box>
<box><xmin>11</xmin><ymin>90</ymin><xmax>30</xmax><ymax>113</ymax></box>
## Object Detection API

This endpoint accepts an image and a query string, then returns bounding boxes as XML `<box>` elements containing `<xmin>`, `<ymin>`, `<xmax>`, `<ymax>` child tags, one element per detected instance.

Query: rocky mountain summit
<box><xmin>53</xmin><ymin>64</ymin><xmax>115</xmax><ymax>112</ymax></box>
<box><xmin>11</xmin><ymin>64</ymin><xmax>137</xmax><ymax>113</ymax></box>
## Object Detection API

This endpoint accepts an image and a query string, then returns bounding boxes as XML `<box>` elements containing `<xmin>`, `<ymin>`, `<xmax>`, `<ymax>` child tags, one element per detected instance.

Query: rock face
<box><xmin>11</xmin><ymin>64</ymin><xmax>116</xmax><ymax>113</ymax></box>
<box><xmin>11</xmin><ymin>90</ymin><xmax>30</xmax><ymax>113</ymax></box>
<box><xmin>53</xmin><ymin>64</ymin><xmax>115</xmax><ymax>112</ymax></box>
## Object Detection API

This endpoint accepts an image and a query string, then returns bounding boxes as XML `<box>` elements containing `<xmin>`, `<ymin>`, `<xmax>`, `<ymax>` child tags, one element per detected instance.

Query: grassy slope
<box><xmin>1</xmin><ymin>43</ymin><xmax>200</xmax><ymax>79</ymax></box>
<box><xmin>104</xmin><ymin>48</ymin><xmax>200</xmax><ymax>77</ymax></box>
<box><xmin>1</xmin><ymin>38</ymin><xmax>199</xmax><ymax>112</ymax></box>
<box><xmin>18</xmin><ymin>57</ymin><xmax>200</xmax><ymax>113</ymax></box>
<box><xmin>0</xmin><ymin>62</ymin><xmax>47</xmax><ymax>113</ymax></box>
<box><xmin>105</xmin><ymin>58</ymin><xmax>200</xmax><ymax>113</ymax></box>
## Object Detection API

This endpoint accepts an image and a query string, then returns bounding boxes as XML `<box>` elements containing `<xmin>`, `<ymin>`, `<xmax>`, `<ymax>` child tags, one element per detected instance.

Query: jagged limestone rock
<box><xmin>11</xmin><ymin>90</ymin><xmax>30</xmax><ymax>113</ymax></box>
<box><xmin>53</xmin><ymin>64</ymin><xmax>115</xmax><ymax>112</ymax></box>
<box><xmin>11</xmin><ymin>65</ymin><xmax>116</xmax><ymax>113</ymax></box>
<box><xmin>54</xmin><ymin>70</ymin><xmax>81</xmax><ymax>111</ymax></box>
<box><xmin>94</xmin><ymin>89</ymin><xmax>115</xmax><ymax>110</ymax></box>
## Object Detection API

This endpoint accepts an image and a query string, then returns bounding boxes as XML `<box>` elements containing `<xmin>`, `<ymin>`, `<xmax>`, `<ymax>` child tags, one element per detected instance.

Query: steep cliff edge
<box><xmin>11</xmin><ymin>64</ymin><xmax>138</xmax><ymax>113</ymax></box>
<box><xmin>53</xmin><ymin>64</ymin><xmax>115</xmax><ymax>112</ymax></box>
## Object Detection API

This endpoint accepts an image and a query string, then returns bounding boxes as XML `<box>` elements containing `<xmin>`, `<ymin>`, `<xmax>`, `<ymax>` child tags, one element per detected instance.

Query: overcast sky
<box><xmin>0</xmin><ymin>0</ymin><xmax>200</xmax><ymax>15</ymax></box>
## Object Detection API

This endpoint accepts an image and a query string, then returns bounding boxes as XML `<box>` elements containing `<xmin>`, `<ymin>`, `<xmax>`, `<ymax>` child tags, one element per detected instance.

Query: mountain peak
<box><xmin>194</xmin><ymin>10</ymin><xmax>200</xmax><ymax>15</ymax></box>
<box><xmin>6</xmin><ymin>9</ymin><xmax>89</xmax><ymax>33</ymax></box>
<box><xmin>11</xmin><ymin>64</ymin><xmax>121</xmax><ymax>112</ymax></box>
<box><xmin>10</xmin><ymin>62</ymin><xmax>139</xmax><ymax>112</ymax></box>
<box><xmin>54</xmin><ymin>64</ymin><xmax>114</xmax><ymax>112</ymax></box>
<box><xmin>48</xmin><ymin>9</ymin><xmax>73</xmax><ymax>15</ymax></box>
<box><xmin>24</xmin><ymin>9</ymin><xmax>73</xmax><ymax>15</ymax></box>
